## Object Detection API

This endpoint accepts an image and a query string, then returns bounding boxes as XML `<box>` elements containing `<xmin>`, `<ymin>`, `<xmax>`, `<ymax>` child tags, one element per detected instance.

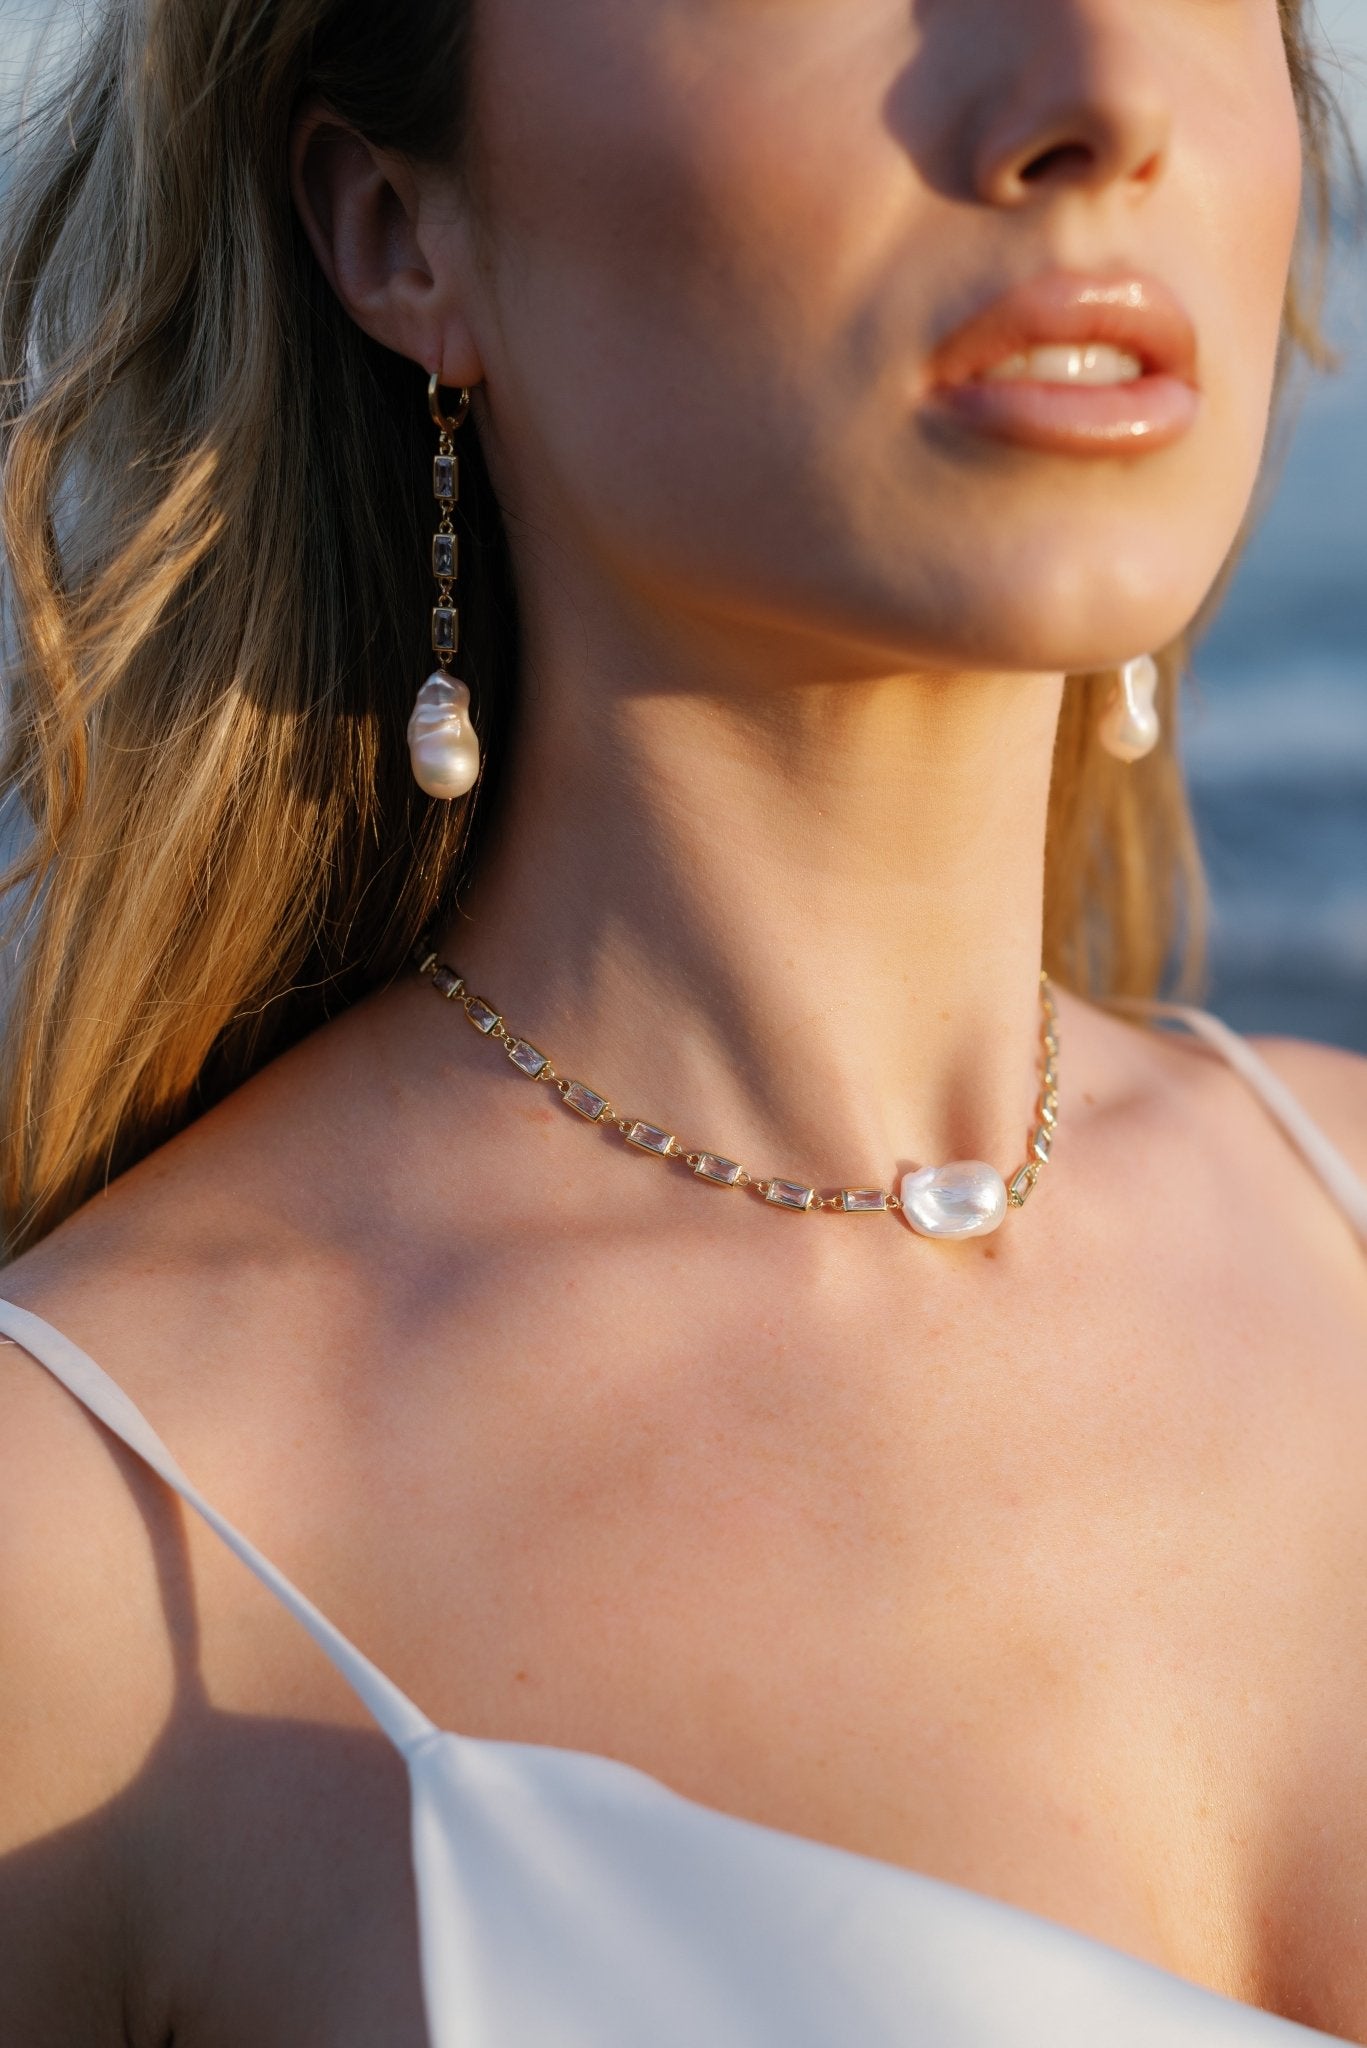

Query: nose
<box><xmin>967</xmin><ymin>4</ymin><xmax>1172</xmax><ymax>206</ymax></box>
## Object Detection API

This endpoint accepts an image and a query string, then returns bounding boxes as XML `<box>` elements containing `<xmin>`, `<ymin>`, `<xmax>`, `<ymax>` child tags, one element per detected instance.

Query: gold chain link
<box><xmin>414</xmin><ymin>938</ymin><xmax>1058</xmax><ymax>1223</ymax></box>
<box><xmin>434</xmin><ymin>425</ymin><xmax>458</xmax><ymax>675</ymax></box>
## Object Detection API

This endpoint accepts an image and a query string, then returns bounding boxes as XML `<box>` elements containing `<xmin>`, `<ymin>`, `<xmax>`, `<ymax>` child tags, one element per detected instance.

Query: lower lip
<box><xmin>929</xmin><ymin>373</ymin><xmax>1200</xmax><ymax>455</ymax></box>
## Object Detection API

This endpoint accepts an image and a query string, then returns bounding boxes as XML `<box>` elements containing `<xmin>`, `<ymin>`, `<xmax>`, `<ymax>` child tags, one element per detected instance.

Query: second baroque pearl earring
<box><xmin>408</xmin><ymin>375</ymin><xmax>481</xmax><ymax>800</ymax></box>
<box><xmin>1098</xmin><ymin>653</ymin><xmax>1161</xmax><ymax>763</ymax></box>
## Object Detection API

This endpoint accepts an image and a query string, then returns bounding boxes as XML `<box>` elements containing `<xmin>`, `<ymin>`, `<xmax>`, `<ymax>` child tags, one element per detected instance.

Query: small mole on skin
<box><xmin>514</xmin><ymin>1670</ymin><xmax>530</xmax><ymax>1684</ymax></box>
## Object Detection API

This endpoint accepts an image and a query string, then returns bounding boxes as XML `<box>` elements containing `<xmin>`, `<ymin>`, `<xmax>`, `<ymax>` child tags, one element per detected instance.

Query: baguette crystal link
<box><xmin>561</xmin><ymin>1080</ymin><xmax>609</xmax><ymax>1122</ymax></box>
<box><xmin>625</xmin><ymin>1121</ymin><xmax>675</xmax><ymax>1156</ymax></box>
<box><xmin>508</xmin><ymin>1039</ymin><xmax>549</xmax><ymax>1078</ymax></box>
<box><xmin>416</xmin><ymin>941</ymin><xmax>1059</xmax><ymax>1231</ymax></box>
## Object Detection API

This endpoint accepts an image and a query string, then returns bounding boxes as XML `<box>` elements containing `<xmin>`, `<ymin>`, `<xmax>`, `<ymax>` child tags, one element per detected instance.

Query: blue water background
<box><xmin>2</xmin><ymin>1</ymin><xmax>1365</xmax><ymax>1048</ymax></box>
<box><xmin>1186</xmin><ymin>236</ymin><xmax>1367</xmax><ymax>1051</ymax></box>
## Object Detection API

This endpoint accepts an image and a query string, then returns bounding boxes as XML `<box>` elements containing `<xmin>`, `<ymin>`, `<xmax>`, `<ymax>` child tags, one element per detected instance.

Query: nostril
<box><xmin>974</xmin><ymin>90</ymin><xmax>1172</xmax><ymax>207</ymax></box>
<box><xmin>1019</xmin><ymin>140</ymin><xmax>1096</xmax><ymax>184</ymax></box>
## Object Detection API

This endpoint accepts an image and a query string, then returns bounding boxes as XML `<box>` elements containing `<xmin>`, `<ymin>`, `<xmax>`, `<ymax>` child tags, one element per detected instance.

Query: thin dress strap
<box><xmin>1112</xmin><ymin>999</ymin><xmax>1367</xmax><ymax>1247</ymax></box>
<box><xmin>0</xmin><ymin>1298</ymin><xmax>436</xmax><ymax>1756</ymax></box>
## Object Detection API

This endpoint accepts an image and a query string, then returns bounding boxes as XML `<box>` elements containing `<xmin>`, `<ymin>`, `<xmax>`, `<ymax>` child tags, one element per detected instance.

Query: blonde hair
<box><xmin>0</xmin><ymin>0</ymin><xmax>1351</xmax><ymax>1253</ymax></box>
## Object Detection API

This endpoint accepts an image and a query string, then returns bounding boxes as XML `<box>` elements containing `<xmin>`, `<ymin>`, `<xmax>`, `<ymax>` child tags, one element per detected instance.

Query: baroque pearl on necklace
<box><xmin>900</xmin><ymin>1160</ymin><xmax>1011</xmax><ymax>1240</ymax></box>
<box><xmin>413</xmin><ymin>940</ymin><xmax>1060</xmax><ymax>1238</ymax></box>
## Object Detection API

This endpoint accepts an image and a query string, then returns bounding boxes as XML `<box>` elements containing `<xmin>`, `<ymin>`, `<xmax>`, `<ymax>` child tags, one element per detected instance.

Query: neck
<box><xmin>447</xmin><ymin>640</ymin><xmax>1065</xmax><ymax>1196</ymax></box>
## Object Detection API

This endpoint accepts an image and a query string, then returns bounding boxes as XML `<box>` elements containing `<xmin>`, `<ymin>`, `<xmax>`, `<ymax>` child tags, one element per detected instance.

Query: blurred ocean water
<box><xmin>1</xmin><ymin>1</ymin><xmax>1364</xmax><ymax>1048</ymax></box>
<box><xmin>1187</xmin><ymin>238</ymin><xmax>1367</xmax><ymax>1051</ymax></box>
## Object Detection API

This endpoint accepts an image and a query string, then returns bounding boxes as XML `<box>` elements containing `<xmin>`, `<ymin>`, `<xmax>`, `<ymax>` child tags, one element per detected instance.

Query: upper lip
<box><xmin>926</xmin><ymin>270</ymin><xmax>1200</xmax><ymax>388</ymax></box>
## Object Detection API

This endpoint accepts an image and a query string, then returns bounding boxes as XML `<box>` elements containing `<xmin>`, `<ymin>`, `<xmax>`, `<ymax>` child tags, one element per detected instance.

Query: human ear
<box><xmin>288</xmin><ymin>97</ymin><xmax>482</xmax><ymax>383</ymax></box>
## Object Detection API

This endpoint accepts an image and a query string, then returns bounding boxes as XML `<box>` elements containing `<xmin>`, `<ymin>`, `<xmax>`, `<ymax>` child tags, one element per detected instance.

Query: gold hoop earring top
<box><xmin>429</xmin><ymin>375</ymin><xmax>471</xmax><ymax>435</ymax></box>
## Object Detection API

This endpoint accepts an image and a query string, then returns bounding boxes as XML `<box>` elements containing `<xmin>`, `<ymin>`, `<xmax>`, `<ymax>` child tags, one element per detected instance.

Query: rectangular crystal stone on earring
<box><xmin>765</xmin><ymin>1180</ymin><xmax>816</xmax><ymax>1211</ymax></box>
<box><xmin>432</xmin><ymin>968</ymin><xmax>464</xmax><ymax>1000</ymax></box>
<box><xmin>432</xmin><ymin>533</ymin><xmax>458</xmax><ymax>579</ymax></box>
<box><xmin>432</xmin><ymin>607</ymin><xmax>459</xmax><ymax>655</ymax></box>
<box><xmin>507</xmin><ymin>1039</ymin><xmax>549</xmax><ymax>1079</ymax></box>
<box><xmin>433</xmin><ymin>454</ymin><xmax>458</xmax><ymax>502</ymax></box>
<box><xmin>562</xmin><ymin>1081</ymin><xmax>608</xmax><ymax>1121</ymax></box>
<box><xmin>625</xmin><ymin>1121</ymin><xmax>675</xmax><ymax>1156</ymax></box>
<box><xmin>465</xmin><ymin>999</ymin><xmax>501</xmax><ymax>1034</ymax></box>
<box><xmin>1008</xmin><ymin>1165</ymin><xmax>1039</xmax><ymax>1207</ymax></box>
<box><xmin>1032</xmin><ymin>1125</ymin><xmax>1053</xmax><ymax>1163</ymax></box>
<box><xmin>694</xmin><ymin>1154</ymin><xmax>743</xmax><ymax>1187</ymax></box>
<box><xmin>840</xmin><ymin>1189</ymin><xmax>888</xmax><ymax>1213</ymax></box>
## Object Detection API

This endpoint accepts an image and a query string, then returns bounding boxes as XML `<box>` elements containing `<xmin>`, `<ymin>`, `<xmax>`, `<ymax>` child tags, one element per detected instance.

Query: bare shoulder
<box><xmin>0</xmin><ymin>999</ymin><xmax>411</xmax><ymax>2045</ymax></box>
<box><xmin>0</xmin><ymin>1297</ymin><xmax>181</xmax><ymax>1737</ymax></box>
<box><xmin>1082</xmin><ymin>987</ymin><xmax>1367</xmax><ymax>1178</ymax></box>
<box><xmin>1242</xmin><ymin>1031</ymin><xmax>1367</xmax><ymax>1184</ymax></box>
<box><xmin>0</xmin><ymin>988</ymin><xmax>414</xmax><ymax>1395</ymax></box>
<box><xmin>0</xmin><ymin>1307</ymin><xmax>182</xmax><ymax>2045</ymax></box>
<box><xmin>0</xmin><ymin>983</ymin><xmax>446</xmax><ymax>2039</ymax></box>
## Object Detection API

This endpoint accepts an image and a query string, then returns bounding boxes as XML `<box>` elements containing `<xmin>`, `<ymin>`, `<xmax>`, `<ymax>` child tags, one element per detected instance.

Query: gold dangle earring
<box><xmin>1098</xmin><ymin>653</ymin><xmax>1161</xmax><ymax>763</ymax></box>
<box><xmin>408</xmin><ymin>375</ymin><xmax>481</xmax><ymax>800</ymax></box>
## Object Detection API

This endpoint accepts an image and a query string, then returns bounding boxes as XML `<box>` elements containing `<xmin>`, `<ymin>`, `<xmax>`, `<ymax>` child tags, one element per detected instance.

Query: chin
<box><xmin>934</xmin><ymin>540</ymin><xmax>1230</xmax><ymax>673</ymax></box>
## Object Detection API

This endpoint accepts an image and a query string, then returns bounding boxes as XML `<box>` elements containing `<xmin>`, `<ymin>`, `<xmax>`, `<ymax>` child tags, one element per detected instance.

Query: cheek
<box><xmin>468</xmin><ymin>4</ymin><xmax>896</xmax><ymax>553</ymax></box>
<box><xmin>1185</xmin><ymin>30</ymin><xmax>1303</xmax><ymax>457</ymax></box>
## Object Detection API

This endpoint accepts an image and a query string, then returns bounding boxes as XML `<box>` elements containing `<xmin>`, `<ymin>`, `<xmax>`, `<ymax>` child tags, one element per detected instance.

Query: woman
<box><xmin>0</xmin><ymin>0</ymin><xmax>1364</xmax><ymax>2041</ymax></box>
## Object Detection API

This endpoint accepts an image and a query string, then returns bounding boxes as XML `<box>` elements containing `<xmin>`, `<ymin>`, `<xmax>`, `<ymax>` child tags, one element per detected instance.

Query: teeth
<box><xmin>982</xmin><ymin>343</ymin><xmax>1145</xmax><ymax>386</ymax></box>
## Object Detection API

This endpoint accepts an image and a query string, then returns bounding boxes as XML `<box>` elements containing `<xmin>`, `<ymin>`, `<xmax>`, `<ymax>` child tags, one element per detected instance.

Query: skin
<box><xmin>1</xmin><ymin>0</ymin><xmax>1365</xmax><ymax>2041</ymax></box>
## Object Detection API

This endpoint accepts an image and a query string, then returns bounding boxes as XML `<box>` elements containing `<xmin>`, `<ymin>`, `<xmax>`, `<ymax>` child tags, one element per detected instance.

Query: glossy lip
<box><xmin>924</xmin><ymin>270</ymin><xmax>1201</xmax><ymax>456</ymax></box>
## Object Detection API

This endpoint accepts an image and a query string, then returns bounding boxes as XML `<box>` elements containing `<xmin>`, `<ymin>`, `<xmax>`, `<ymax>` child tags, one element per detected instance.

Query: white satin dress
<box><xmin>2</xmin><ymin>1001</ymin><xmax>1365</xmax><ymax>2048</ymax></box>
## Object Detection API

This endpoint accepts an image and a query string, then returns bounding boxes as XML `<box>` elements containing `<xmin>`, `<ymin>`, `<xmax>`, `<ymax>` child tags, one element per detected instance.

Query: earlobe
<box><xmin>289</xmin><ymin>101</ymin><xmax>469</xmax><ymax>378</ymax></box>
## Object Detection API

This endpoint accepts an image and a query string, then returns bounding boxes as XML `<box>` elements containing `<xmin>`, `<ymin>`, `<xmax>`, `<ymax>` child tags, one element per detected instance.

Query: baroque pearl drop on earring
<box><xmin>408</xmin><ymin>673</ymin><xmax>480</xmax><ymax>799</ymax></box>
<box><xmin>411</xmin><ymin>372</ymin><xmax>482</xmax><ymax>801</ymax></box>
<box><xmin>1098</xmin><ymin>653</ymin><xmax>1161</xmax><ymax>763</ymax></box>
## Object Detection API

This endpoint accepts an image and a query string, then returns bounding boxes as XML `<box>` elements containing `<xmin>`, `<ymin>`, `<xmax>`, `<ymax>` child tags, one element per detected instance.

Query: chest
<box><xmin>135</xmin><ymin>1228</ymin><xmax>1367</xmax><ymax>2048</ymax></box>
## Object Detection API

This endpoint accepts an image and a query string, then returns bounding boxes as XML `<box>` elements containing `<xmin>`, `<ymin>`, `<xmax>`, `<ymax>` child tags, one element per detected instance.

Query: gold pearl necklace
<box><xmin>414</xmin><ymin>941</ymin><xmax>1058</xmax><ymax>1239</ymax></box>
